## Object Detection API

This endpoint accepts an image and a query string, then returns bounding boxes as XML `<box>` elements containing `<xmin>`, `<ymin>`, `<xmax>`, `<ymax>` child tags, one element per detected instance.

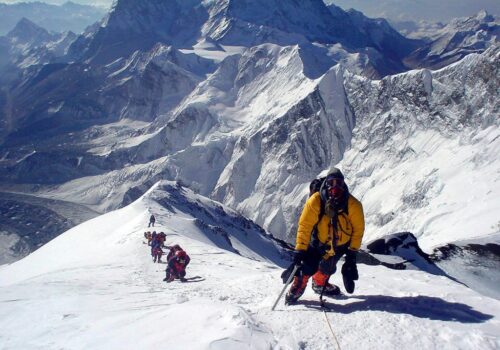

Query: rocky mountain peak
<box><xmin>476</xmin><ymin>9</ymin><xmax>494</xmax><ymax>22</ymax></box>
<box><xmin>208</xmin><ymin>0</ymin><xmax>366</xmax><ymax>47</ymax></box>
<box><xmin>69</xmin><ymin>0</ymin><xmax>208</xmax><ymax>63</ymax></box>
<box><xmin>7</xmin><ymin>18</ymin><xmax>53</xmax><ymax>45</ymax></box>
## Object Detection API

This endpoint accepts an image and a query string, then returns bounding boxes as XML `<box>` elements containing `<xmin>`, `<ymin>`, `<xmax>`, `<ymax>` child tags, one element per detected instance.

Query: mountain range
<box><xmin>327</xmin><ymin>0</ymin><xmax>500</xmax><ymax>23</ymax></box>
<box><xmin>0</xmin><ymin>0</ymin><xmax>498</xmax><ymax>288</ymax></box>
<box><xmin>0</xmin><ymin>1</ymin><xmax>107</xmax><ymax>36</ymax></box>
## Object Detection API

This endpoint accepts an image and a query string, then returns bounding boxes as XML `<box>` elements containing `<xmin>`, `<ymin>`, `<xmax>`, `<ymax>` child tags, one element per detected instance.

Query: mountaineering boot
<box><xmin>312</xmin><ymin>271</ymin><xmax>341</xmax><ymax>296</ymax></box>
<box><xmin>285</xmin><ymin>291</ymin><xmax>299</xmax><ymax>305</ymax></box>
<box><xmin>164</xmin><ymin>271</ymin><xmax>175</xmax><ymax>282</ymax></box>
<box><xmin>285</xmin><ymin>275</ymin><xmax>309</xmax><ymax>305</ymax></box>
<box><xmin>311</xmin><ymin>280</ymin><xmax>341</xmax><ymax>296</ymax></box>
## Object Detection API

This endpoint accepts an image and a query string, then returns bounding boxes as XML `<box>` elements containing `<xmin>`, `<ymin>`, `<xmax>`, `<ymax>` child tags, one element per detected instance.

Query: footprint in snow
<box><xmin>176</xmin><ymin>294</ymin><xmax>189</xmax><ymax>303</ymax></box>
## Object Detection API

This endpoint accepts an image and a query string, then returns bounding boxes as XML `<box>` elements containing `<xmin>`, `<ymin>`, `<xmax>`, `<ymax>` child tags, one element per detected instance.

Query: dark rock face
<box><xmin>366</xmin><ymin>232</ymin><xmax>438</xmax><ymax>270</ymax></box>
<box><xmin>0</xmin><ymin>191</ymin><xmax>99</xmax><ymax>263</ymax></box>
<box><xmin>366</xmin><ymin>232</ymin><xmax>500</xmax><ymax>299</ymax></box>
<box><xmin>433</xmin><ymin>243</ymin><xmax>500</xmax><ymax>260</ymax></box>
<box><xmin>431</xmin><ymin>242</ymin><xmax>500</xmax><ymax>300</ymax></box>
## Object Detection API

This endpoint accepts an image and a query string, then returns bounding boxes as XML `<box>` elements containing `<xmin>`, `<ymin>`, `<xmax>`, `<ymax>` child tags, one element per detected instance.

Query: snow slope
<box><xmin>1</xmin><ymin>181</ymin><xmax>499</xmax><ymax>350</ymax></box>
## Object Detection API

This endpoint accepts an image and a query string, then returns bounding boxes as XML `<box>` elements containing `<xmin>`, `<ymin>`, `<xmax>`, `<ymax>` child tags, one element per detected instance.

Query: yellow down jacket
<box><xmin>295</xmin><ymin>192</ymin><xmax>365</xmax><ymax>256</ymax></box>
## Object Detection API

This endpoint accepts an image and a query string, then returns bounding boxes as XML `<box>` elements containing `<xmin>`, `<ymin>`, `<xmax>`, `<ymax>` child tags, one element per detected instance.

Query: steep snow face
<box><xmin>148</xmin><ymin>182</ymin><xmax>287</xmax><ymax>263</ymax></box>
<box><xmin>339</xmin><ymin>45</ymin><xmax>500</xmax><ymax>251</ymax></box>
<box><xmin>345</xmin><ymin>8</ymin><xmax>421</xmax><ymax>60</ymax></box>
<box><xmin>405</xmin><ymin>11</ymin><xmax>500</xmax><ymax>69</ymax></box>
<box><xmin>8</xmin><ymin>45</ymin><xmax>498</xmax><ymax>255</ymax></box>
<box><xmin>0</xmin><ymin>44</ymin><xmax>216</xmax><ymax>184</ymax></box>
<box><xmin>65</xmin><ymin>0</ymin><xmax>413</xmax><ymax>76</ymax></box>
<box><xmin>204</xmin><ymin>0</ymin><xmax>365</xmax><ymax>47</ymax></box>
<box><xmin>211</xmin><ymin>63</ymin><xmax>355</xmax><ymax>237</ymax></box>
<box><xmin>1</xmin><ymin>181</ymin><xmax>500</xmax><ymax>349</ymax></box>
<box><xmin>68</xmin><ymin>0</ymin><xmax>209</xmax><ymax>63</ymax></box>
<box><xmin>100</xmin><ymin>44</ymin><xmax>215</xmax><ymax>122</ymax></box>
<box><xmin>210</xmin><ymin>45</ymin><xmax>499</xmax><ymax>249</ymax></box>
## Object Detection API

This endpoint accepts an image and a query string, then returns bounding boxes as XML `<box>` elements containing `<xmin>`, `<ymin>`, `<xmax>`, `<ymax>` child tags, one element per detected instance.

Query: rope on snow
<box><xmin>323</xmin><ymin>309</ymin><xmax>342</xmax><ymax>350</ymax></box>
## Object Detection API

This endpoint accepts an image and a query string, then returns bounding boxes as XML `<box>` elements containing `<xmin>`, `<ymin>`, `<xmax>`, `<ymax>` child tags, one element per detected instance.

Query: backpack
<box><xmin>309</xmin><ymin>177</ymin><xmax>325</xmax><ymax>197</ymax></box>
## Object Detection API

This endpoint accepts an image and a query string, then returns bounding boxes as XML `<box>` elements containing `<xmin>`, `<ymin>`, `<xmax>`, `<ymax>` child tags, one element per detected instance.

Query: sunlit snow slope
<box><xmin>0</xmin><ymin>181</ymin><xmax>499</xmax><ymax>350</ymax></box>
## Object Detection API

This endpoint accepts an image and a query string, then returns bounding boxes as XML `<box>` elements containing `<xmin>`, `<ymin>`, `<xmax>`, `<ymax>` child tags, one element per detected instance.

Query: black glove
<box><xmin>293</xmin><ymin>250</ymin><xmax>307</xmax><ymax>265</ymax></box>
<box><xmin>341</xmin><ymin>249</ymin><xmax>359</xmax><ymax>294</ymax></box>
<box><xmin>345</xmin><ymin>248</ymin><xmax>357</xmax><ymax>264</ymax></box>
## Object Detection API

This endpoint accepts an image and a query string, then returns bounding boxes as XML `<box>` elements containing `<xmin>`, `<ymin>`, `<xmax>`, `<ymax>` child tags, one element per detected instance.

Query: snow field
<box><xmin>1</xmin><ymin>190</ymin><xmax>500</xmax><ymax>349</ymax></box>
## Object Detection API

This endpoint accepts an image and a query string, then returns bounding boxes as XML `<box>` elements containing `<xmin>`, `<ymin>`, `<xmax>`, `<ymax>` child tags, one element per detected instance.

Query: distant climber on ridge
<box><xmin>151</xmin><ymin>232</ymin><xmax>163</xmax><ymax>263</ymax></box>
<box><xmin>285</xmin><ymin>167</ymin><xmax>365</xmax><ymax>304</ymax></box>
<box><xmin>148</xmin><ymin>214</ymin><xmax>156</xmax><ymax>227</ymax></box>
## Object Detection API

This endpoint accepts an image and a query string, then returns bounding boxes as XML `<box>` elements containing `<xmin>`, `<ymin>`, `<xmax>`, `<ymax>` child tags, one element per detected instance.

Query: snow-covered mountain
<box><xmin>390</xmin><ymin>20</ymin><xmax>447</xmax><ymax>41</ymax></box>
<box><xmin>0</xmin><ymin>0</ymin><xmax>498</xmax><ymax>272</ymax></box>
<box><xmin>7</xmin><ymin>17</ymin><xmax>56</xmax><ymax>47</ymax></box>
<box><xmin>3</xmin><ymin>43</ymin><xmax>497</xmax><ymax>262</ymax></box>
<box><xmin>67</xmin><ymin>0</ymin><xmax>416</xmax><ymax>77</ymax></box>
<box><xmin>0</xmin><ymin>1</ymin><xmax>106</xmax><ymax>36</ymax></box>
<box><xmin>0</xmin><ymin>18</ymin><xmax>77</xmax><ymax>72</ymax></box>
<box><xmin>326</xmin><ymin>0</ymin><xmax>500</xmax><ymax>23</ymax></box>
<box><xmin>1</xmin><ymin>181</ymin><xmax>499</xmax><ymax>349</ymax></box>
<box><xmin>405</xmin><ymin>10</ymin><xmax>499</xmax><ymax>69</ymax></box>
<box><xmin>327</xmin><ymin>4</ymin><xmax>422</xmax><ymax>61</ymax></box>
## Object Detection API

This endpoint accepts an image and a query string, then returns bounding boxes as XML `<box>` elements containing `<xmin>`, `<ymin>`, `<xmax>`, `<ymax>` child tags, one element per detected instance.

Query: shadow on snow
<box><xmin>300</xmin><ymin>295</ymin><xmax>493</xmax><ymax>323</ymax></box>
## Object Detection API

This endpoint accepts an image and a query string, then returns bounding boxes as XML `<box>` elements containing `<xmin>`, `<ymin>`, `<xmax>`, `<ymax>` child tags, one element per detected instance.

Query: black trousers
<box><xmin>300</xmin><ymin>244</ymin><xmax>349</xmax><ymax>276</ymax></box>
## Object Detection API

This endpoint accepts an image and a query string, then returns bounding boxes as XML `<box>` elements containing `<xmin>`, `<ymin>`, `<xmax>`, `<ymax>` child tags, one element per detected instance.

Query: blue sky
<box><xmin>2</xmin><ymin>0</ymin><xmax>499</xmax><ymax>22</ymax></box>
<box><xmin>328</xmin><ymin>0</ymin><xmax>500</xmax><ymax>22</ymax></box>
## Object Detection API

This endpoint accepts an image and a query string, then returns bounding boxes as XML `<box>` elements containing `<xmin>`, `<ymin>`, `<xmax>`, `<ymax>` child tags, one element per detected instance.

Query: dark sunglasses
<box><xmin>325</xmin><ymin>178</ymin><xmax>344</xmax><ymax>188</ymax></box>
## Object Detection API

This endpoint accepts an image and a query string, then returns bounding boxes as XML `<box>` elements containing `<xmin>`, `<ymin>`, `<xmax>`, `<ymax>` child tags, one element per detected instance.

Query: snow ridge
<box><xmin>1</xmin><ymin>182</ymin><xmax>499</xmax><ymax>349</ymax></box>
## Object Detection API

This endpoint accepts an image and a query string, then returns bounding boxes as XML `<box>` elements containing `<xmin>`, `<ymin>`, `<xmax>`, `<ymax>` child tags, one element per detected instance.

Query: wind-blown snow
<box><xmin>1</xmin><ymin>182</ymin><xmax>499</xmax><ymax>349</ymax></box>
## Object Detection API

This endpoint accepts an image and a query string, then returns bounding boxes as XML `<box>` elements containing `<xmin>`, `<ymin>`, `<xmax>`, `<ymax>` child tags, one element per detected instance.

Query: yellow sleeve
<box><xmin>348</xmin><ymin>196</ymin><xmax>365</xmax><ymax>250</ymax></box>
<box><xmin>295</xmin><ymin>193</ymin><xmax>321</xmax><ymax>251</ymax></box>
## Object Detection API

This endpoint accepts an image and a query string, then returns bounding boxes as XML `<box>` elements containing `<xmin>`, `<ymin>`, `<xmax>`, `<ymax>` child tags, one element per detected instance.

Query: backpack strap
<box><xmin>310</xmin><ymin>195</ymin><xmax>325</xmax><ymax>249</ymax></box>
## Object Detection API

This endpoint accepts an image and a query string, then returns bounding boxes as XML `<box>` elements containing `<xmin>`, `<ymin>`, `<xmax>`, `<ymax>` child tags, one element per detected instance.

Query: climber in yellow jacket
<box><xmin>286</xmin><ymin>167</ymin><xmax>365</xmax><ymax>304</ymax></box>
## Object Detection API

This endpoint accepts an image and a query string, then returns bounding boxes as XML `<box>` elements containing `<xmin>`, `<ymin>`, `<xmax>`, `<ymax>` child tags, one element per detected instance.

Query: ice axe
<box><xmin>271</xmin><ymin>264</ymin><xmax>300</xmax><ymax>311</ymax></box>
